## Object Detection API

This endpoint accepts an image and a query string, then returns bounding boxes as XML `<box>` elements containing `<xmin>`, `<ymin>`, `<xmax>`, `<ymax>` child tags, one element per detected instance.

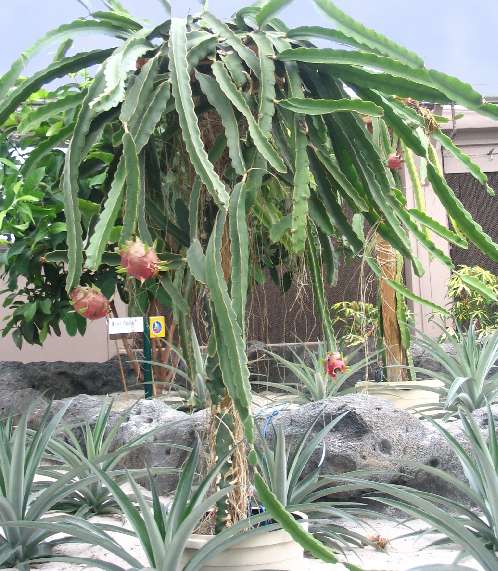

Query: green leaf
<box><xmin>254</xmin><ymin>473</ymin><xmax>338</xmax><ymax>563</ymax></box>
<box><xmin>0</xmin><ymin>18</ymin><xmax>133</xmax><ymax>103</ymax></box>
<box><xmin>313</xmin><ymin>0</ymin><xmax>424</xmax><ymax>67</ymax></box>
<box><xmin>201</xmin><ymin>13</ymin><xmax>259</xmax><ymax>74</ymax></box>
<box><xmin>91</xmin><ymin>28</ymin><xmax>152</xmax><ymax>113</ymax></box>
<box><xmin>0</xmin><ymin>49</ymin><xmax>113</xmax><ymax>126</ymax></box>
<box><xmin>169</xmin><ymin>18</ymin><xmax>229</xmax><ymax>209</ymax></box>
<box><xmin>23</xmin><ymin>302</ymin><xmax>37</xmax><ymax>322</ymax></box>
<box><xmin>384</xmin><ymin>278</ymin><xmax>450</xmax><ymax>316</ymax></box>
<box><xmin>229</xmin><ymin>182</ymin><xmax>249</xmax><ymax>331</ymax></box>
<box><xmin>211</xmin><ymin>61</ymin><xmax>286</xmax><ymax>173</ymax></box>
<box><xmin>205</xmin><ymin>212</ymin><xmax>254</xmax><ymax>444</ymax></box>
<box><xmin>459</xmin><ymin>274</ymin><xmax>498</xmax><ymax>302</ymax></box>
<box><xmin>18</xmin><ymin>91</ymin><xmax>86</xmax><ymax>134</ymax></box>
<box><xmin>252</xmin><ymin>32</ymin><xmax>277</xmax><ymax>135</ymax></box>
<box><xmin>63</xmin><ymin>70</ymin><xmax>107</xmax><ymax>291</ymax></box>
<box><xmin>433</xmin><ymin>130</ymin><xmax>493</xmax><ymax>195</ymax></box>
<box><xmin>159</xmin><ymin>275</ymin><xmax>189</xmax><ymax>315</ymax></box>
<box><xmin>408</xmin><ymin>208</ymin><xmax>468</xmax><ymax>248</ymax></box>
<box><xmin>287</xmin><ymin>25</ymin><xmax>383</xmax><ymax>53</ymax></box>
<box><xmin>256</xmin><ymin>0</ymin><xmax>293</xmax><ymax>28</ymax></box>
<box><xmin>120</xmin><ymin>55</ymin><xmax>160</xmax><ymax>127</ymax></box>
<box><xmin>278</xmin><ymin>97</ymin><xmax>383</xmax><ymax>116</ymax></box>
<box><xmin>279</xmin><ymin>48</ymin><xmax>483</xmax><ymax>110</ymax></box>
<box><xmin>427</xmin><ymin>163</ymin><xmax>498</xmax><ymax>264</ymax></box>
<box><xmin>86</xmin><ymin>83</ymin><xmax>169</xmax><ymax>270</ymax></box>
<box><xmin>327</xmin><ymin>64</ymin><xmax>450</xmax><ymax>103</ymax></box>
<box><xmin>120</xmin><ymin>131</ymin><xmax>141</xmax><ymax>243</ymax></box>
<box><xmin>290</xmin><ymin>116</ymin><xmax>310</xmax><ymax>252</ymax></box>
<box><xmin>186</xmin><ymin>239</ymin><xmax>207</xmax><ymax>285</ymax></box>
<box><xmin>195</xmin><ymin>71</ymin><xmax>245</xmax><ymax>175</ymax></box>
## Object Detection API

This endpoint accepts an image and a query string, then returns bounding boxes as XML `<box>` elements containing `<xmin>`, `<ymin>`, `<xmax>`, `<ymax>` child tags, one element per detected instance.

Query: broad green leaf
<box><xmin>211</xmin><ymin>61</ymin><xmax>286</xmax><ymax>173</ymax></box>
<box><xmin>385</xmin><ymin>278</ymin><xmax>450</xmax><ymax>316</ymax></box>
<box><xmin>313</xmin><ymin>0</ymin><xmax>424</xmax><ymax>68</ymax></box>
<box><xmin>195</xmin><ymin>71</ymin><xmax>245</xmax><ymax>175</ymax></box>
<box><xmin>433</xmin><ymin>130</ymin><xmax>493</xmax><ymax>195</ymax></box>
<box><xmin>256</xmin><ymin>0</ymin><xmax>293</xmax><ymax>28</ymax></box>
<box><xmin>278</xmin><ymin>97</ymin><xmax>383</xmax><ymax>116</ymax></box>
<box><xmin>120</xmin><ymin>131</ymin><xmax>140</xmax><ymax>243</ymax></box>
<box><xmin>0</xmin><ymin>49</ymin><xmax>113</xmax><ymax>126</ymax></box>
<box><xmin>169</xmin><ymin>19</ymin><xmax>229</xmax><ymax>209</ymax></box>
<box><xmin>19</xmin><ymin>124</ymin><xmax>73</xmax><ymax>175</ymax></box>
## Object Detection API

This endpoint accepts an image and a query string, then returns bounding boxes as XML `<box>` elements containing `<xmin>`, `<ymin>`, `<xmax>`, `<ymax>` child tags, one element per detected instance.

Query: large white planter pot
<box><xmin>181</xmin><ymin>515</ymin><xmax>308</xmax><ymax>571</ymax></box>
<box><xmin>356</xmin><ymin>379</ymin><xmax>443</xmax><ymax>412</ymax></box>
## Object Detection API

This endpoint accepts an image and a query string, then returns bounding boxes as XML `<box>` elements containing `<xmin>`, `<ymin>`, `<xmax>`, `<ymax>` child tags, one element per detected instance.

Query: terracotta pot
<box><xmin>181</xmin><ymin>513</ymin><xmax>308</xmax><ymax>571</ymax></box>
<box><xmin>355</xmin><ymin>379</ymin><xmax>443</xmax><ymax>412</ymax></box>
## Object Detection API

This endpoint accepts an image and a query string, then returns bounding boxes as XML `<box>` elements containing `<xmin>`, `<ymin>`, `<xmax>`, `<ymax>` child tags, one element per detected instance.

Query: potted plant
<box><xmin>2</xmin><ymin>0</ymin><xmax>498</xmax><ymax>566</ymax></box>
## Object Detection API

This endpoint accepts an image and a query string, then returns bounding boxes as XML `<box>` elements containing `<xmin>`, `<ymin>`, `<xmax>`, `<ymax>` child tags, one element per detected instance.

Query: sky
<box><xmin>2</xmin><ymin>0</ymin><xmax>498</xmax><ymax>96</ymax></box>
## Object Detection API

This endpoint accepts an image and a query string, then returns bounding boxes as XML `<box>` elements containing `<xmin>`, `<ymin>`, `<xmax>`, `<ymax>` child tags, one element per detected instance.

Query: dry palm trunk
<box><xmin>375</xmin><ymin>235</ymin><xmax>407</xmax><ymax>381</ymax></box>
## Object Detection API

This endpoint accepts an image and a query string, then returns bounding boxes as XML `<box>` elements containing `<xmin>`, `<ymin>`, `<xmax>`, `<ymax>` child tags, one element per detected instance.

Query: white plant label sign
<box><xmin>108</xmin><ymin>317</ymin><xmax>144</xmax><ymax>335</ymax></box>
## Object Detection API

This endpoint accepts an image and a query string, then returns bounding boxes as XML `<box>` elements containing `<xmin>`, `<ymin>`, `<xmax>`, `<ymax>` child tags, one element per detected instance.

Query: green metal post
<box><xmin>143</xmin><ymin>317</ymin><xmax>153</xmax><ymax>399</ymax></box>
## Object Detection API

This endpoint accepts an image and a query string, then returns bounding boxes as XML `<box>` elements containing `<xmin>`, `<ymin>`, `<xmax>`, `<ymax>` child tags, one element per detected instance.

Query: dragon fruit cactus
<box><xmin>387</xmin><ymin>153</ymin><xmax>403</xmax><ymax>170</ymax></box>
<box><xmin>325</xmin><ymin>352</ymin><xmax>347</xmax><ymax>379</ymax></box>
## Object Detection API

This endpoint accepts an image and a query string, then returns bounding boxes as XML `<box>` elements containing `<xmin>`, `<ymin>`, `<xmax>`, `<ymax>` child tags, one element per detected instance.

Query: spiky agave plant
<box><xmin>2</xmin><ymin>0</ymin><xmax>498</xmax><ymax>558</ymax></box>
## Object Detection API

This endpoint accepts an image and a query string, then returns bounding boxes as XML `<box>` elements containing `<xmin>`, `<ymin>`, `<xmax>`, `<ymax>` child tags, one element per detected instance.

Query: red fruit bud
<box><xmin>325</xmin><ymin>352</ymin><xmax>347</xmax><ymax>379</ymax></box>
<box><xmin>120</xmin><ymin>239</ymin><xmax>160</xmax><ymax>282</ymax></box>
<box><xmin>70</xmin><ymin>286</ymin><xmax>109</xmax><ymax>321</ymax></box>
<box><xmin>387</xmin><ymin>153</ymin><xmax>403</xmax><ymax>170</ymax></box>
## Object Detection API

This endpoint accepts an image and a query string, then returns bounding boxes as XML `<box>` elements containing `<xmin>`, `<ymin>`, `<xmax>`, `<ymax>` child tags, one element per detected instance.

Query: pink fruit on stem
<box><xmin>70</xmin><ymin>286</ymin><xmax>109</xmax><ymax>321</ymax></box>
<box><xmin>325</xmin><ymin>352</ymin><xmax>347</xmax><ymax>379</ymax></box>
<box><xmin>387</xmin><ymin>153</ymin><xmax>403</xmax><ymax>170</ymax></box>
<box><xmin>120</xmin><ymin>238</ymin><xmax>160</xmax><ymax>282</ymax></box>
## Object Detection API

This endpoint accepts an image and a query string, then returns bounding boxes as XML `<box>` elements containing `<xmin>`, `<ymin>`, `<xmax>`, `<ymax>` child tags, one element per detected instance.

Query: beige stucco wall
<box><xmin>0</xmin><ymin>284</ymin><xmax>123</xmax><ymax>363</ymax></box>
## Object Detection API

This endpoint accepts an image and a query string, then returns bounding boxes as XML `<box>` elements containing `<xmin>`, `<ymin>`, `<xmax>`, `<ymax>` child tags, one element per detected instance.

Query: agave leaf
<box><xmin>169</xmin><ymin>19</ymin><xmax>229</xmax><ymax>209</ymax></box>
<box><xmin>278</xmin><ymin>97</ymin><xmax>383</xmax><ymax>117</ymax></box>
<box><xmin>313</xmin><ymin>0</ymin><xmax>424</xmax><ymax>68</ymax></box>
